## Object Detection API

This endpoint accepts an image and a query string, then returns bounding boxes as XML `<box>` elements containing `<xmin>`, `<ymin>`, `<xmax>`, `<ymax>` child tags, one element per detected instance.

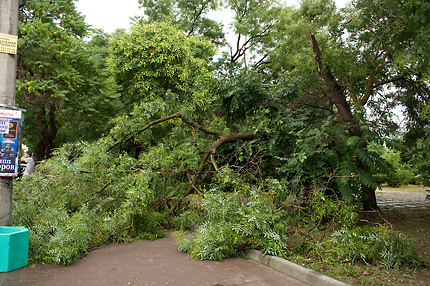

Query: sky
<box><xmin>75</xmin><ymin>0</ymin><xmax>349</xmax><ymax>34</ymax></box>
<box><xmin>75</xmin><ymin>0</ymin><xmax>145</xmax><ymax>34</ymax></box>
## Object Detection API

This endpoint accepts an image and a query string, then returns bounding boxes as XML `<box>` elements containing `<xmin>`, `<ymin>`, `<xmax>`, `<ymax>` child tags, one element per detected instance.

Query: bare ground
<box><xmin>337</xmin><ymin>186</ymin><xmax>430</xmax><ymax>285</ymax></box>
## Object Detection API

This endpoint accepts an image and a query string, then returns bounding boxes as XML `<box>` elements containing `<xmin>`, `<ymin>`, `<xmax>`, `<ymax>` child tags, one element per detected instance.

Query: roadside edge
<box><xmin>245</xmin><ymin>249</ymin><xmax>349</xmax><ymax>286</ymax></box>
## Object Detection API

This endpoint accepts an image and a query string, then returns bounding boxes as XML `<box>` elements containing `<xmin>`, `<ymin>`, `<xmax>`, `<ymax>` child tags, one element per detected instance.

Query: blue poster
<box><xmin>0</xmin><ymin>118</ymin><xmax>20</xmax><ymax>176</ymax></box>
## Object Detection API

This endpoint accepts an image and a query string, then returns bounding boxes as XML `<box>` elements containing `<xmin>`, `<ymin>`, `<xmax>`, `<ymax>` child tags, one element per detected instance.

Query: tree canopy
<box><xmin>108</xmin><ymin>22</ymin><xmax>215</xmax><ymax>110</ymax></box>
<box><xmin>16</xmin><ymin>0</ymin><xmax>120</xmax><ymax>160</ymax></box>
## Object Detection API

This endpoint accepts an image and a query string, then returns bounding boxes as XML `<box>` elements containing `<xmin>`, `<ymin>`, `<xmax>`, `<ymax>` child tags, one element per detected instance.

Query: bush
<box><xmin>177</xmin><ymin>185</ymin><xmax>290</xmax><ymax>260</ymax></box>
<box><xmin>375</xmin><ymin>151</ymin><xmax>415</xmax><ymax>187</ymax></box>
<box><xmin>325</xmin><ymin>226</ymin><xmax>425</xmax><ymax>270</ymax></box>
<box><xmin>176</xmin><ymin>174</ymin><xmax>360</xmax><ymax>260</ymax></box>
<box><xmin>13</xmin><ymin>140</ymin><xmax>167</xmax><ymax>265</ymax></box>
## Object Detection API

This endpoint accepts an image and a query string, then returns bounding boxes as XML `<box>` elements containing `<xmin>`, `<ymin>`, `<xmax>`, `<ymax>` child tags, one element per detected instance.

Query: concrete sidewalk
<box><xmin>0</xmin><ymin>233</ymin><xmax>308</xmax><ymax>286</ymax></box>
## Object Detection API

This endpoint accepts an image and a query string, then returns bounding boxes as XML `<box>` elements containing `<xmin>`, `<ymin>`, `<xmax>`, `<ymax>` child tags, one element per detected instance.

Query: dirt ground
<box><xmin>339</xmin><ymin>186</ymin><xmax>430</xmax><ymax>285</ymax></box>
<box><xmin>345</xmin><ymin>209</ymin><xmax>430</xmax><ymax>286</ymax></box>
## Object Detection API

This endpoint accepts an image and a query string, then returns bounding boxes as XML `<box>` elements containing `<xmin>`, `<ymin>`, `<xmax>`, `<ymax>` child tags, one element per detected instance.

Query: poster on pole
<box><xmin>0</xmin><ymin>33</ymin><xmax>18</xmax><ymax>55</ymax></box>
<box><xmin>0</xmin><ymin>110</ymin><xmax>22</xmax><ymax>176</ymax></box>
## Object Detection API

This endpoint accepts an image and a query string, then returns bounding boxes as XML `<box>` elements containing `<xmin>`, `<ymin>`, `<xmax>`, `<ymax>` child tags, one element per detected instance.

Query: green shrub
<box><xmin>13</xmin><ymin>140</ymin><xmax>167</xmax><ymax>265</ymax></box>
<box><xmin>176</xmin><ymin>175</ymin><xmax>292</xmax><ymax>260</ymax></box>
<box><xmin>381</xmin><ymin>151</ymin><xmax>415</xmax><ymax>187</ymax></box>
<box><xmin>176</xmin><ymin>174</ymin><xmax>361</xmax><ymax>260</ymax></box>
<box><xmin>325</xmin><ymin>226</ymin><xmax>425</xmax><ymax>270</ymax></box>
<box><xmin>308</xmin><ymin>189</ymin><xmax>358</xmax><ymax>230</ymax></box>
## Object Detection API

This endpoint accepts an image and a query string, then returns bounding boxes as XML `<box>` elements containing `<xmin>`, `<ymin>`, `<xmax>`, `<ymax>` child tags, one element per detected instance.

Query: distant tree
<box><xmin>108</xmin><ymin>22</ymin><xmax>216</xmax><ymax>110</ymax></box>
<box><xmin>138</xmin><ymin>0</ymin><xmax>283</xmax><ymax>71</ymax></box>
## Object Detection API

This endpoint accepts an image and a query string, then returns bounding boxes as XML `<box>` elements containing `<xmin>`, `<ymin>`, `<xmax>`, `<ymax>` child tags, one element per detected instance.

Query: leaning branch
<box><xmin>107</xmin><ymin>113</ymin><xmax>223</xmax><ymax>152</ymax></box>
<box><xmin>204</xmin><ymin>131</ymin><xmax>266</xmax><ymax>154</ymax></box>
<box><xmin>359</xmin><ymin>71</ymin><xmax>376</xmax><ymax>106</ymax></box>
<box><xmin>183</xmin><ymin>130</ymin><xmax>265</xmax><ymax>197</ymax></box>
<box><xmin>372</xmin><ymin>74</ymin><xmax>404</xmax><ymax>90</ymax></box>
<box><xmin>310</xmin><ymin>33</ymin><xmax>361</xmax><ymax>137</ymax></box>
<box><xmin>107</xmin><ymin>113</ymin><xmax>181</xmax><ymax>152</ymax></box>
<box><xmin>106</xmin><ymin>112</ymin><xmax>266</xmax><ymax>210</ymax></box>
<box><xmin>179</xmin><ymin>115</ymin><xmax>223</xmax><ymax>137</ymax></box>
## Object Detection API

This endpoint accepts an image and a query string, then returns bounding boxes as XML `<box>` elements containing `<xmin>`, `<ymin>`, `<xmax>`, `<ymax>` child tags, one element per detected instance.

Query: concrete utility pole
<box><xmin>0</xmin><ymin>0</ymin><xmax>19</xmax><ymax>226</ymax></box>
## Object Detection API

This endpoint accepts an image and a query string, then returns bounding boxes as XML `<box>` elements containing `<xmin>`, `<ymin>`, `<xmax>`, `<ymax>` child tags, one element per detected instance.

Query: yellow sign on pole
<box><xmin>0</xmin><ymin>33</ymin><xmax>18</xmax><ymax>55</ymax></box>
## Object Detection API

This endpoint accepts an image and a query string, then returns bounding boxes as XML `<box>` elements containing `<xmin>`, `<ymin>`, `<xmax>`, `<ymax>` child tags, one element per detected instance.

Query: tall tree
<box><xmin>16</xmin><ymin>0</ymin><xmax>117</xmax><ymax>160</ymax></box>
<box><xmin>280</xmin><ymin>0</ymin><xmax>430</xmax><ymax>210</ymax></box>
<box><xmin>134</xmin><ymin>0</ymin><xmax>430</xmax><ymax>211</ymax></box>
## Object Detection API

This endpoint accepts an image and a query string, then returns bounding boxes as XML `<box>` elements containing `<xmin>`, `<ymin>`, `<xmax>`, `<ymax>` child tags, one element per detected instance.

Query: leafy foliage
<box><xmin>108</xmin><ymin>22</ymin><xmax>215</xmax><ymax>109</ymax></box>
<box><xmin>177</xmin><ymin>175</ymin><xmax>291</xmax><ymax>260</ymax></box>
<box><xmin>326</xmin><ymin>226</ymin><xmax>425</xmax><ymax>270</ymax></box>
<box><xmin>373</xmin><ymin>151</ymin><xmax>415</xmax><ymax>187</ymax></box>
<box><xmin>14</xmin><ymin>138</ymin><xmax>167</xmax><ymax>265</ymax></box>
<box><xmin>17</xmin><ymin>0</ymin><xmax>119</xmax><ymax>159</ymax></box>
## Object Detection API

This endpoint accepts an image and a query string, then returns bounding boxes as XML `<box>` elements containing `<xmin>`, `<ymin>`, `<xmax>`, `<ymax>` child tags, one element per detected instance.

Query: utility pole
<box><xmin>0</xmin><ymin>0</ymin><xmax>19</xmax><ymax>226</ymax></box>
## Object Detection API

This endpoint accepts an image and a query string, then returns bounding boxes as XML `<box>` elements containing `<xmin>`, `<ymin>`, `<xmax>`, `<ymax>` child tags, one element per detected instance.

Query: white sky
<box><xmin>75</xmin><ymin>0</ymin><xmax>145</xmax><ymax>34</ymax></box>
<box><xmin>75</xmin><ymin>0</ymin><xmax>349</xmax><ymax>34</ymax></box>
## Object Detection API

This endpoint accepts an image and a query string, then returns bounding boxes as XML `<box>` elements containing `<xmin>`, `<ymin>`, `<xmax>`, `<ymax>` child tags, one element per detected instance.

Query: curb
<box><xmin>245</xmin><ymin>249</ymin><xmax>349</xmax><ymax>286</ymax></box>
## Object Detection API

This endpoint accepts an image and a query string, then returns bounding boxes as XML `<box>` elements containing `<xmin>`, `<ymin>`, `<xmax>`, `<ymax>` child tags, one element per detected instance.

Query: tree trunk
<box><xmin>310</xmin><ymin>33</ymin><xmax>379</xmax><ymax>211</ymax></box>
<box><xmin>362</xmin><ymin>185</ymin><xmax>379</xmax><ymax>210</ymax></box>
<box><xmin>34</xmin><ymin>103</ymin><xmax>57</xmax><ymax>161</ymax></box>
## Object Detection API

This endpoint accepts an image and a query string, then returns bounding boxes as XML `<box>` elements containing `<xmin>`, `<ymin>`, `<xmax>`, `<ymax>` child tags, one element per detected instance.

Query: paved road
<box><xmin>0</xmin><ymin>233</ymin><xmax>307</xmax><ymax>286</ymax></box>
<box><xmin>376</xmin><ymin>189</ymin><xmax>430</xmax><ymax>210</ymax></box>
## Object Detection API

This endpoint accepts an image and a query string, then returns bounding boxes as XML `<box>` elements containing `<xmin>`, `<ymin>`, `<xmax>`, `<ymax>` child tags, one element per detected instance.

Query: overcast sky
<box><xmin>75</xmin><ymin>0</ymin><xmax>145</xmax><ymax>33</ymax></box>
<box><xmin>75</xmin><ymin>0</ymin><xmax>349</xmax><ymax>34</ymax></box>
